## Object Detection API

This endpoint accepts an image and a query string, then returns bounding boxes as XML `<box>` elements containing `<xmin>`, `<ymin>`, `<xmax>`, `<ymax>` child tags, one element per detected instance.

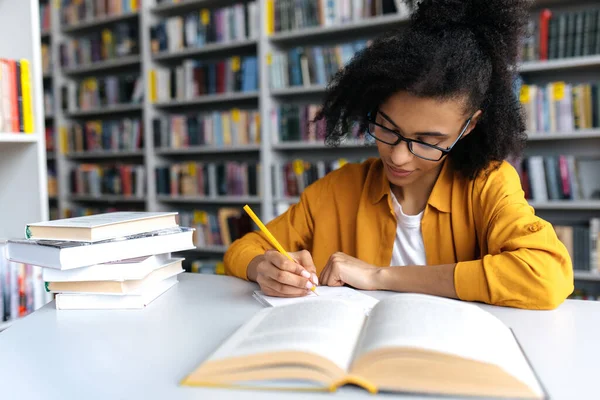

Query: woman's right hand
<box><xmin>247</xmin><ymin>249</ymin><xmax>319</xmax><ymax>297</ymax></box>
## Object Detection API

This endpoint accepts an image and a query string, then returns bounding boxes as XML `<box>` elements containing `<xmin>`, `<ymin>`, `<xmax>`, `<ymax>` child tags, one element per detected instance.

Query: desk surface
<box><xmin>0</xmin><ymin>273</ymin><xmax>598</xmax><ymax>400</ymax></box>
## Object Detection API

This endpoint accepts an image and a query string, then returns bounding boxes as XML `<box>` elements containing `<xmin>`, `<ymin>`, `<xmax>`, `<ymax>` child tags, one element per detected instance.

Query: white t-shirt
<box><xmin>389</xmin><ymin>190</ymin><xmax>427</xmax><ymax>267</ymax></box>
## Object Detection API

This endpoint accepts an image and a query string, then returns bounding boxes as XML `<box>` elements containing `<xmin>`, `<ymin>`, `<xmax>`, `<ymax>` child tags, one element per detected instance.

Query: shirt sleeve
<box><xmin>454</xmin><ymin>163</ymin><xmax>574</xmax><ymax>309</ymax></box>
<box><xmin>224</xmin><ymin>182</ymin><xmax>320</xmax><ymax>280</ymax></box>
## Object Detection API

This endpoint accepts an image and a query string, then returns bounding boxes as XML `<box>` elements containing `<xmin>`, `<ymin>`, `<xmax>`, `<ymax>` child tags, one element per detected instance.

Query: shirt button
<box><xmin>528</xmin><ymin>222</ymin><xmax>542</xmax><ymax>232</ymax></box>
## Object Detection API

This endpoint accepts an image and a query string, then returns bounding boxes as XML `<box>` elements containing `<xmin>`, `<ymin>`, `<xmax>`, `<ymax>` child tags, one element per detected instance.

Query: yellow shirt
<box><xmin>225</xmin><ymin>158</ymin><xmax>574</xmax><ymax>309</ymax></box>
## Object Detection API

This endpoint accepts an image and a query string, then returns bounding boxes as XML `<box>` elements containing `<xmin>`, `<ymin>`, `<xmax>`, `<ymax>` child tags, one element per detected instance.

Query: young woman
<box><xmin>224</xmin><ymin>0</ymin><xmax>574</xmax><ymax>309</ymax></box>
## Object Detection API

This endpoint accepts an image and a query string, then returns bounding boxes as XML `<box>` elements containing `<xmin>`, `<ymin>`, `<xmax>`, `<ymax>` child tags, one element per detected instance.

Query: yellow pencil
<box><xmin>243</xmin><ymin>205</ymin><xmax>318</xmax><ymax>295</ymax></box>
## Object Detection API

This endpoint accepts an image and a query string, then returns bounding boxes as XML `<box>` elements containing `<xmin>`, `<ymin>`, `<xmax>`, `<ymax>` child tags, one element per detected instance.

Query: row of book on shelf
<box><xmin>59</xmin><ymin>0</ymin><xmax>140</xmax><ymax>27</ymax></box>
<box><xmin>519</xmin><ymin>81</ymin><xmax>600</xmax><ymax>133</ymax></box>
<box><xmin>178</xmin><ymin>209</ymin><xmax>253</xmax><ymax>248</ymax></box>
<box><xmin>156</xmin><ymin>162</ymin><xmax>261</xmax><ymax>198</ymax></box>
<box><xmin>59</xmin><ymin>22</ymin><xmax>139</xmax><ymax>68</ymax></box>
<box><xmin>279</xmin><ymin>158</ymin><xmax>354</xmax><ymax>197</ymax></box>
<box><xmin>270</xmin><ymin>40</ymin><xmax>370</xmax><ymax>89</ymax></box>
<box><xmin>70</xmin><ymin>164</ymin><xmax>146</xmax><ymax>197</ymax></box>
<box><xmin>46</xmin><ymin>126</ymin><xmax>55</xmax><ymax>152</ymax></box>
<box><xmin>41</xmin><ymin>43</ymin><xmax>52</xmax><ymax>75</ymax></box>
<box><xmin>48</xmin><ymin>166</ymin><xmax>57</xmax><ymax>198</ymax></box>
<box><xmin>40</xmin><ymin>2</ymin><xmax>51</xmax><ymax>32</ymax></box>
<box><xmin>6</xmin><ymin>211</ymin><xmax>193</xmax><ymax>310</ymax></box>
<box><xmin>64</xmin><ymin>118</ymin><xmax>143</xmax><ymax>153</ymax></box>
<box><xmin>61</xmin><ymin>74</ymin><xmax>143</xmax><ymax>111</ymax></box>
<box><xmin>152</xmin><ymin>109</ymin><xmax>260</xmax><ymax>149</ymax></box>
<box><xmin>555</xmin><ymin>218</ymin><xmax>600</xmax><ymax>274</ymax></box>
<box><xmin>266</xmin><ymin>0</ymin><xmax>410</xmax><ymax>33</ymax></box>
<box><xmin>0</xmin><ymin>242</ymin><xmax>51</xmax><ymax>324</ymax></box>
<box><xmin>52</xmin><ymin>154</ymin><xmax>600</xmax><ymax>208</ymax></box>
<box><xmin>0</xmin><ymin>58</ymin><xmax>35</xmax><ymax>134</ymax></box>
<box><xmin>521</xmin><ymin>7</ymin><xmax>600</xmax><ymax>62</ymax></box>
<box><xmin>149</xmin><ymin>56</ymin><xmax>258</xmax><ymax>102</ymax></box>
<box><xmin>509</xmin><ymin>156</ymin><xmax>600</xmax><ymax>202</ymax></box>
<box><xmin>150</xmin><ymin>2</ymin><xmax>259</xmax><ymax>54</ymax></box>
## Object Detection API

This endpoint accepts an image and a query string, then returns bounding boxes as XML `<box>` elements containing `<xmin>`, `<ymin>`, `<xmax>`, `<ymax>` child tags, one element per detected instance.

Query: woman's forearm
<box><xmin>373</xmin><ymin>264</ymin><xmax>458</xmax><ymax>299</ymax></box>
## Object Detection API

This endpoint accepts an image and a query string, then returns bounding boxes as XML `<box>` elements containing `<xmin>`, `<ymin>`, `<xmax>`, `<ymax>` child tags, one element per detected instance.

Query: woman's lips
<box><xmin>386</xmin><ymin>164</ymin><xmax>414</xmax><ymax>178</ymax></box>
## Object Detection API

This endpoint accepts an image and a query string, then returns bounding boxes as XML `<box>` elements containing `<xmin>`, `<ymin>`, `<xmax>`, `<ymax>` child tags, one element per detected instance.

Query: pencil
<box><xmin>243</xmin><ymin>204</ymin><xmax>318</xmax><ymax>295</ymax></box>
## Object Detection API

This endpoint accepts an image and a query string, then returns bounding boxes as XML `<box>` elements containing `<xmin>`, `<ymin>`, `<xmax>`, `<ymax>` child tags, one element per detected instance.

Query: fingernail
<box><xmin>312</xmin><ymin>273</ymin><xmax>319</xmax><ymax>286</ymax></box>
<box><xmin>300</xmin><ymin>270</ymin><xmax>311</xmax><ymax>279</ymax></box>
<box><xmin>305</xmin><ymin>281</ymin><xmax>314</xmax><ymax>289</ymax></box>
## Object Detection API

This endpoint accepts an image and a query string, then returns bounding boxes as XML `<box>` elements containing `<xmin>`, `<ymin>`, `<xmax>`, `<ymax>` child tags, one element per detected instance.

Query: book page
<box><xmin>355</xmin><ymin>294</ymin><xmax>543</xmax><ymax>396</ymax></box>
<box><xmin>208</xmin><ymin>299</ymin><xmax>367</xmax><ymax>371</ymax></box>
<box><xmin>253</xmin><ymin>286</ymin><xmax>379</xmax><ymax>315</ymax></box>
<box><xmin>28</xmin><ymin>211</ymin><xmax>176</xmax><ymax>228</ymax></box>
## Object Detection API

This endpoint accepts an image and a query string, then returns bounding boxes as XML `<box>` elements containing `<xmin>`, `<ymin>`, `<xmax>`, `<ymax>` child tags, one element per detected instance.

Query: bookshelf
<box><xmin>0</xmin><ymin>0</ymin><xmax>50</xmax><ymax>330</ymax></box>
<box><xmin>40</xmin><ymin>1</ymin><xmax>600</xmax><ymax>299</ymax></box>
<box><xmin>0</xmin><ymin>0</ymin><xmax>48</xmax><ymax>240</ymax></box>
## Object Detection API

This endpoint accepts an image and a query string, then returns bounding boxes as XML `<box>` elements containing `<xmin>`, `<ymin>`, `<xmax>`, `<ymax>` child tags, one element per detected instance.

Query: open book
<box><xmin>182</xmin><ymin>294</ymin><xmax>545</xmax><ymax>399</ymax></box>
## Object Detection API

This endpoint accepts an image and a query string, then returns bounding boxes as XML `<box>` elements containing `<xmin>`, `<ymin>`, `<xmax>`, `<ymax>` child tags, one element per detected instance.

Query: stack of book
<box><xmin>5</xmin><ymin>212</ymin><xmax>195</xmax><ymax>310</ymax></box>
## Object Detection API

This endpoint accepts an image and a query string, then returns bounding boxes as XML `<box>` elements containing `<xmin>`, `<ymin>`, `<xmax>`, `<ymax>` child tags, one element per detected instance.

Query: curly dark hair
<box><xmin>315</xmin><ymin>0</ymin><xmax>529</xmax><ymax>179</ymax></box>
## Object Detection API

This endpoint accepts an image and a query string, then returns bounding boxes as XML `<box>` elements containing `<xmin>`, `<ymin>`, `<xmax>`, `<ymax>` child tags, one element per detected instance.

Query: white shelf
<box><xmin>156</xmin><ymin>144</ymin><xmax>260</xmax><ymax>155</ymax></box>
<box><xmin>273</xmin><ymin>141</ymin><xmax>373</xmax><ymax>150</ymax></box>
<box><xmin>66</xmin><ymin>150</ymin><xmax>145</xmax><ymax>159</ymax></box>
<box><xmin>269</xmin><ymin>13</ymin><xmax>410</xmax><ymax>44</ymax></box>
<box><xmin>62</xmin><ymin>55</ymin><xmax>141</xmax><ymax>75</ymax></box>
<box><xmin>153</xmin><ymin>92</ymin><xmax>259</xmax><ymax>108</ymax></box>
<box><xmin>153</xmin><ymin>39</ymin><xmax>258</xmax><ymax>61</ymax></box>
<box><xmin>66</xmin><ymin>104</ymin><xmax>143</xmax><ymax>118</ymax></box>
<box><xmin>574</xmin><ymin>271</ymin><xmax>600</xmax><ymax>282</ymax></box>
<box><xmin>151</xmin><ymin>0</ymin><xmax>216</xmax><ymax>14</ymax></box>
<box><xmin>61</xmin><ymin>11</ymin><xmax>139</xmax><ymax>34</ymax></box>
<box><xmin>0</xmin><ymin>133</ymin><xmax>39</xmax><ymax>143</ymax></box>
<box><xmin>157</xmin><ymin>195</ymin><xmax>261</xmax><ymax>204</ymax></box>
<box><xmin>529</xmin><ymin>201</ymin><xmax>600</xmax><ymax>210</ymax></box>
<box><xmin>271</xmin><ymin>85</ymin><xmax>327</xmax><ymax>96</ymax></box>
<box><xmin>519</xmin><ymin>55</ymin><xmax>600</xmax><ymax>72</ymax></box>
<box><xmin>527</xmin><ymin>130</ymin><xmax>600</xmax><ymax>141</ymax></box>
<box><xmin>69</xmin><ymin>194</ymin><xmax>147</xmax><ymax>203</ymax></box>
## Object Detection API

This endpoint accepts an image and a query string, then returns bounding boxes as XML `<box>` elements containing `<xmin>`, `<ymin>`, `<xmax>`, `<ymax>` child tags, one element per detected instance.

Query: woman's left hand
<box><xmin>319</xmin><ymin>252</ymin><xmax>380</xmax><ymax>290</ymax></box>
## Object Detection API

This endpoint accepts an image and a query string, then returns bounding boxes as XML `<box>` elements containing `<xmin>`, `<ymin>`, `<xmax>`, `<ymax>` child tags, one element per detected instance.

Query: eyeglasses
<box><xmin>366</xmin><ymin>110</ymin><xmax>474</xmax><ymax>161</ymax></box>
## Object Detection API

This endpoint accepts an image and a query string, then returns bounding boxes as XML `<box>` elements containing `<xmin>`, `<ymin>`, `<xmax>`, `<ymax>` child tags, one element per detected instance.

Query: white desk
<box><xmin>0</xmin><ymin>273</ymin><xmax>598</xmax><ymax>400</ymax></box>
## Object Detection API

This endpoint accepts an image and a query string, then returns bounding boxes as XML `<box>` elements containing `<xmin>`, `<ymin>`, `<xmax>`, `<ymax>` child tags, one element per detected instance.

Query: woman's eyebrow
<box><xmin>415</xmin><ymin>131</ymin><xmax>449</xmax><ymax>138</ymax></box>
<box><xmin>379</xmin><ymin>110</ymin><xmax>449</xmax><ymax>137</ymax></box>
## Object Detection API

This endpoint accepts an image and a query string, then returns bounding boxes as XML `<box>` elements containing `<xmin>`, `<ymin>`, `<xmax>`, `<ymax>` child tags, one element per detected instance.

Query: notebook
<box><xmin>253</xmin><ymin>286</ymin><xmax>379</xmax><ymax>315</ymax></box>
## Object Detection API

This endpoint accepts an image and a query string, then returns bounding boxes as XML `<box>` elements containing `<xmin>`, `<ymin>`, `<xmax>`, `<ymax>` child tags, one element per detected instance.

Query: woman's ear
<box><xmin>462</xmin><ymin>109</ymin><xmax>483</xmax><ymax>138</ymax></box>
